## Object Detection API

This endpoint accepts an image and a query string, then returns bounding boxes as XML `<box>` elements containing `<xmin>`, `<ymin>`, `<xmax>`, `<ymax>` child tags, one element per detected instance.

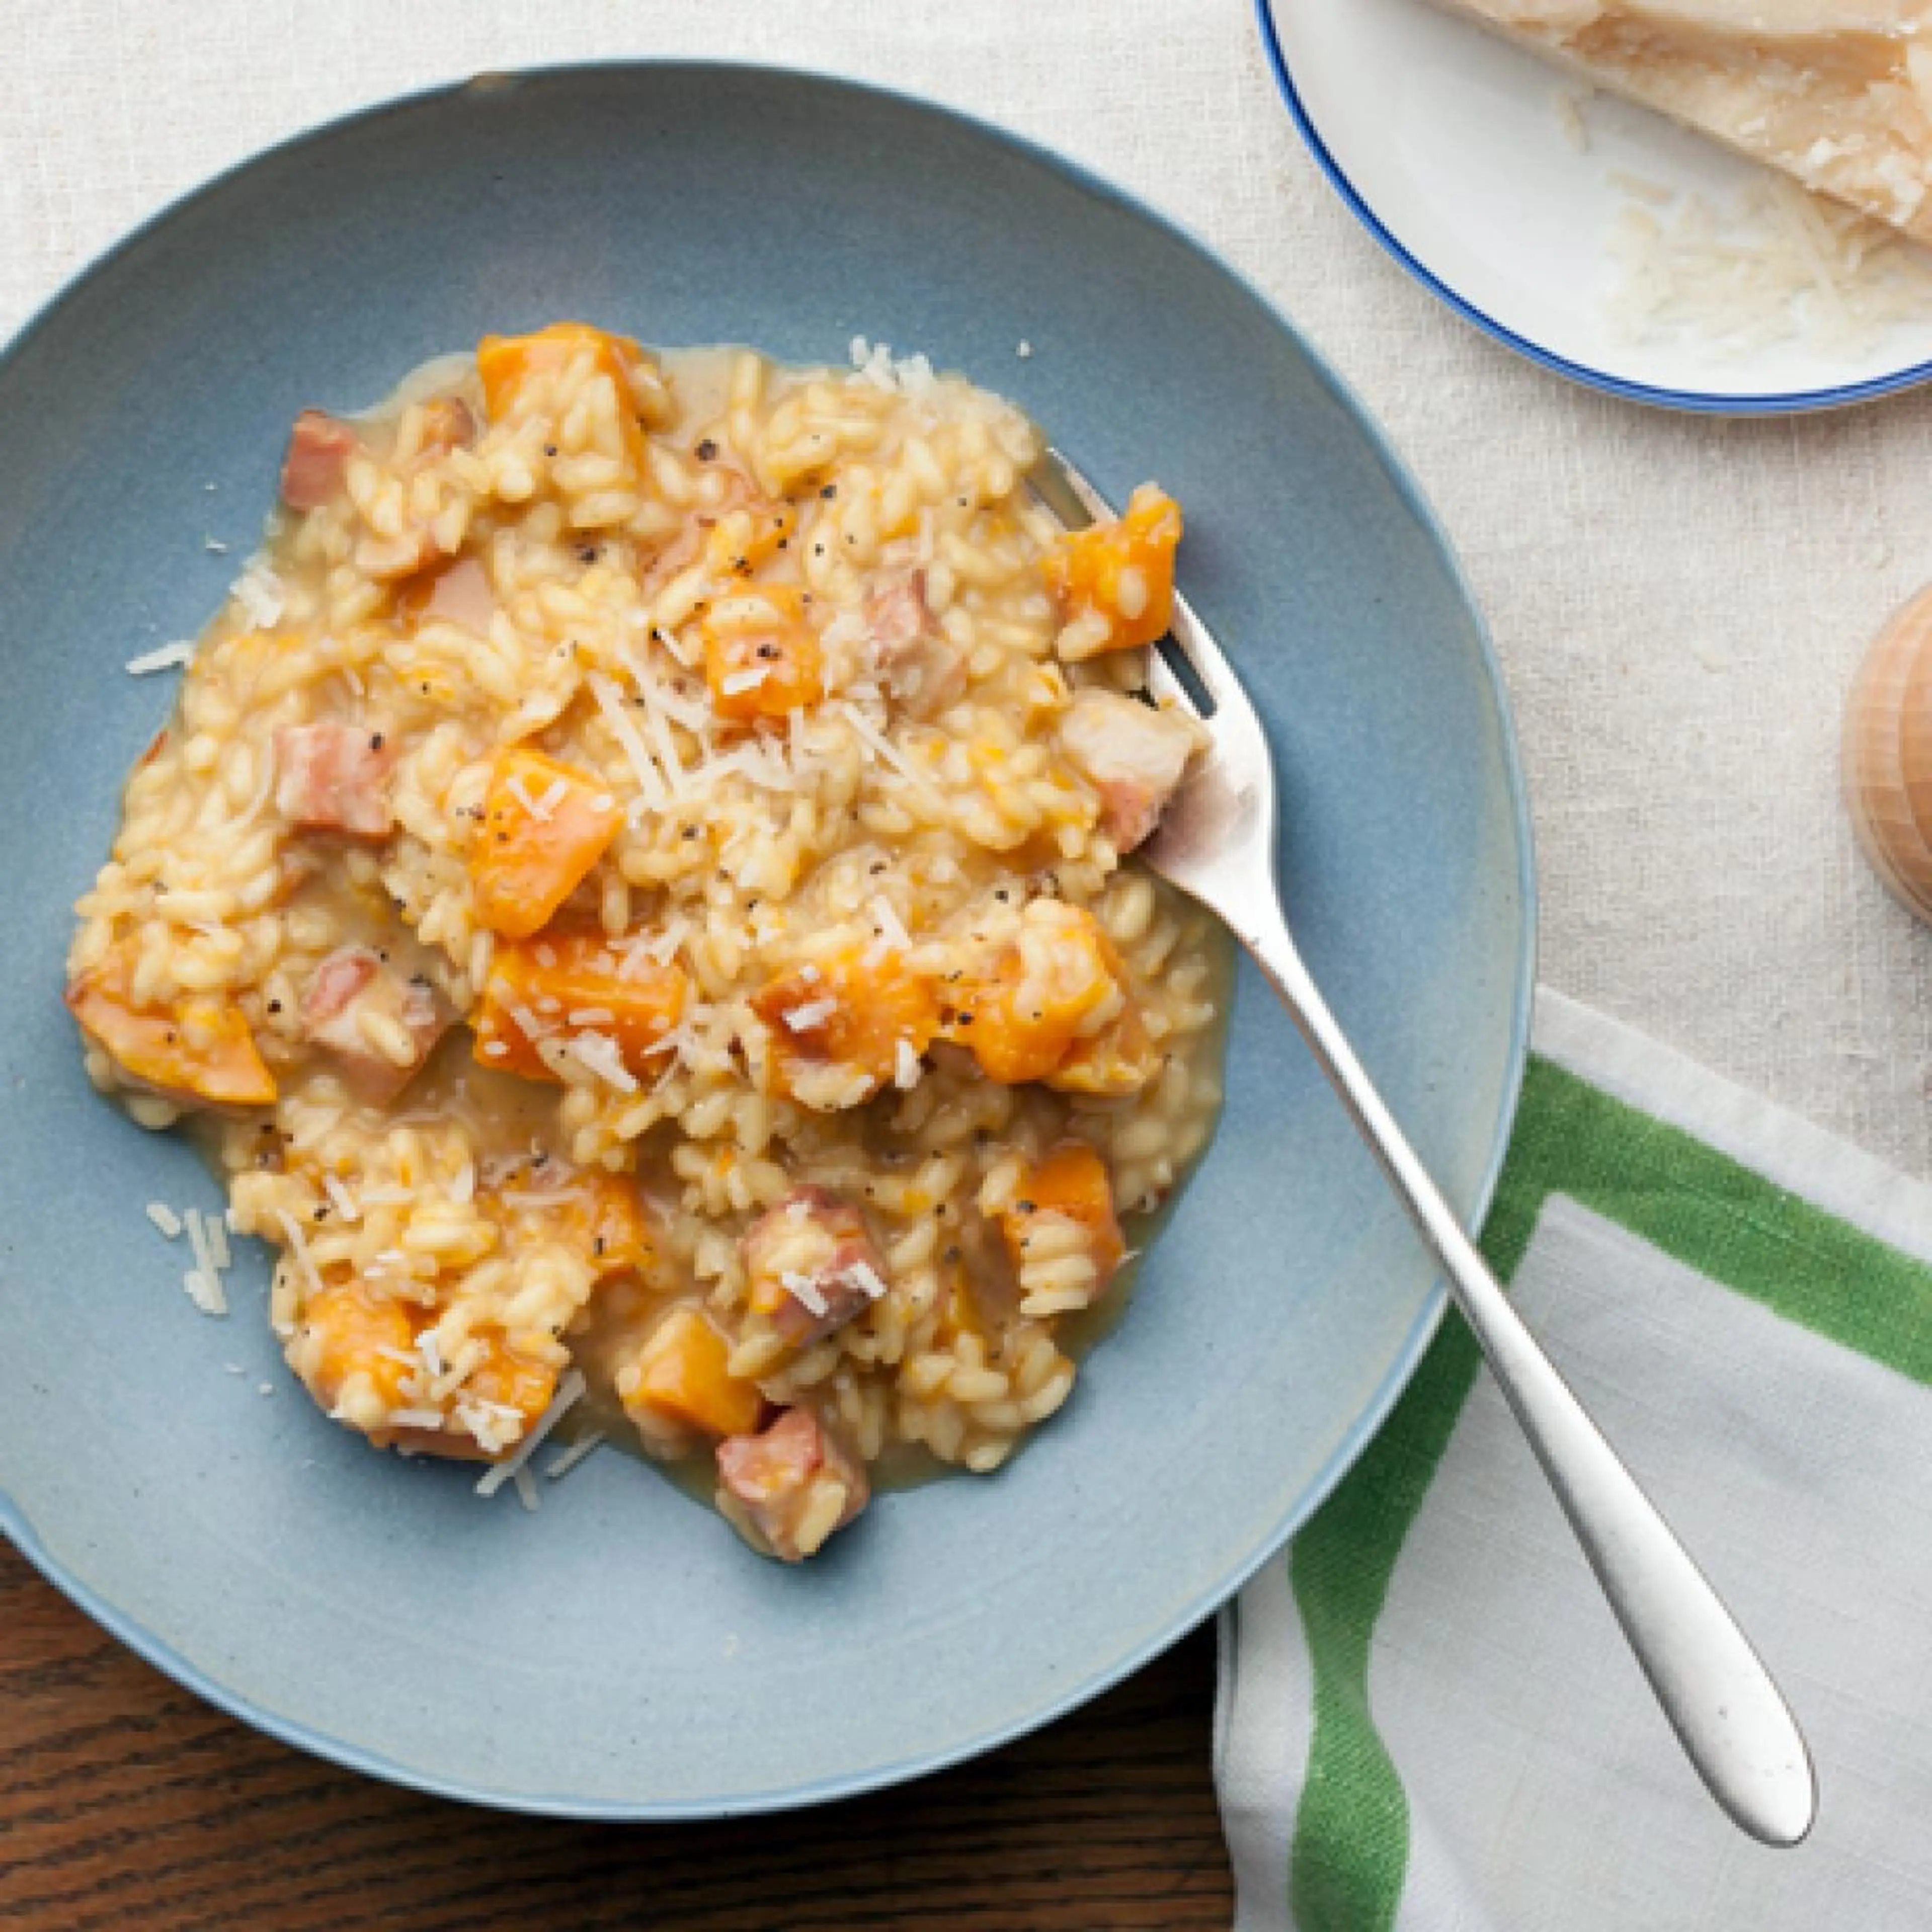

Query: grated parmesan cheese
<box><xmin>622</xmin><ymin>918</ymin><xmax>689</xmax><ymax>974</ymax></box>
<box><xmin>839</xmin><ymin>702</ymin><xmax>943</xmax><ymax>803</ymax></box>
<box><xmin>232</xmin><ymin>558</ymin><xmax>286</xmax><ymax>629</ymax></box>
<box><xmin>182</xmin><ymin>1269</ymin><xmax>228</xmax><ymax>1317</ymax></box>
<box><xmin>869</xmin><ymin>894</ymin><xmax>911</xmax><ymax>951</ymax></box>
<box><xmin>783</xmin><ymin>998</ymin><xmax>837</xmax><ymax>1032</ymax></box>
<box><xmin>545</xmin><ymin>1431</ymin><xmax>606</xmax><ymax>1481</ymax></box>
<box><xmin>781</xmin><ymin>1270</ymin><xmax>831</xmax><ymax>1318</ymax></box>
<box><xmin>894</xmin><ymin>1038</ymin><xmax>922</xmax><ymax>1090</ymax></box>
<box><xmin>1604</xmin><ymin>172</ymin><xmax>1932</xmax><ymax>357</ymax></box>
<box><xmin>620</xmin><ymin>641</ymin><xmax>691</xmax><ymax>798</ymax></box>
<box><xmin>146</xmin><ymin>1201</ymin><xmax>184</xmax><ymax>1239</ymax></box>
<box><xmin>476</xmin><ymin>1369</ymin><xmax>588</xmax><ymax>1497</ymax></box>
<box><xmin>183</xmin><ymin>1208</ymin><xmax>228</xmax><ymax>1316</ymax></box>
<box><xmin>572</xmin><ymin>1031</ymin><xmax>640</xmax><ymax>1092</ymax></box>
<box><xmin>636</xmin><ymin>666</ymin><xmax>711</xmax><ymax>732</ymax></box>
<box><xmin>509</xmin><ymin>1000</ymin><xmax>553</xmax><ymax>1042</ymax></box>
<box><xmin>455</xmin><ymin>1395</ymin><xmax>526</xmax><ymax>1458</ymax></box>
<box><xmin>275</xmin><ymin>1209</ymin><xmax>326</xmax><ymax>1301</ymax></box>
<box><xmin>125</xmin><ymin>641</ymin><xmax>196</xmax><ymax>676</ymax></box>
<box><xmin>589</xmin><ymin>672</ymin><xmax>668</xmax><ymax>805</ymax></box>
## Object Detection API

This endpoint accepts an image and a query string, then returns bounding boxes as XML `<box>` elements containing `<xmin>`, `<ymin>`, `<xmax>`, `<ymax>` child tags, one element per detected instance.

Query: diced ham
<box><xmin>418</xmin><ymin>555</ymin><xmax>495</xmax><ymax>633</ymax></box>
<box><xmin>867</xmin><ymin>572</ymin><xmax>967</xmax><ymax>717</ymax></box>
<box><xmin>639</xmin><ymin>519</ymin><xmax>707</xmax><ymax>599</ymax></box>
<box><xmin>300</xmin><ymin>945</ymin><xmax>453</xmax><ymax>1104</ymax></box>
<box><xmin>867</xmin><ymin>573</ymin><xmax>928</xmax><ymax>657</ymax></box>
<box><xmin>280</xmin><ymin>411</ymin><xmax>360</xmax><ymax>511</ymax></box>
<box><xmin>1057</xmin><ymin>688</ymin><xmax>1201</xmax><ymax>853</ymax></box>
<box><xmin>742</xmin><ymin>1186</ymin><xmax>889</xmax><ymax>1345</ymax></box>
<box><xmin>275</xmin><ymin>722</ymin><xmax>396</xmax><ymax>839</ymax></box>
<box><xmin>715</xmin><ymin>1408</ymin><xmax>869</xmax><ymax>1563</ymax></box>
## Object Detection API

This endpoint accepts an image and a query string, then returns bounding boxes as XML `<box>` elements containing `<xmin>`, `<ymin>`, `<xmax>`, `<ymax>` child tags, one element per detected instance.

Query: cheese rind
<box><xmin>1427</xmin><ymin>0</ymin><xmax>1932</xmax><ymax>242</ymax></box>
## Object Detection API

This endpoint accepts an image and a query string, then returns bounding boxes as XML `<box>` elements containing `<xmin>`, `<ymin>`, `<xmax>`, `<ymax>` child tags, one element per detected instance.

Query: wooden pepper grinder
<box><xmin>1846</xmin><ymin>585</ymin><xmax>1932</xmax><ymax>917</ymax></box>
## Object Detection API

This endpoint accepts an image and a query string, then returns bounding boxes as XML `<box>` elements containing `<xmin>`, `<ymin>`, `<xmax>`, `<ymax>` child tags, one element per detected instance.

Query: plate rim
<box><xmin>0</xmin><ymin>54</ymin><xmax>1539</xmax><ymax>1818</ymax></box>
<box><xmin>1254</xmin><ymin>0</ymin><xmax>1932</xmax><ymax>417</ymax></box>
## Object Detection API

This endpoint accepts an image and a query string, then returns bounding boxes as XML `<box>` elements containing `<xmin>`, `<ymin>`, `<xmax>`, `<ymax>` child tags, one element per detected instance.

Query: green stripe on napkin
<box><xmin>1218</xmin><ymin>992</ymin><xmax>1932</xmax><ymax>1932</ymax></box>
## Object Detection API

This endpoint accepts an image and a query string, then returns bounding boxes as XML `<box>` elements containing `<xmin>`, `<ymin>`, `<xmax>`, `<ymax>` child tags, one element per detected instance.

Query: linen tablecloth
<box><xmin>10</xmin><ymin>4</ymin><xmax>1932</xmax><ymax>1923</ymax></box>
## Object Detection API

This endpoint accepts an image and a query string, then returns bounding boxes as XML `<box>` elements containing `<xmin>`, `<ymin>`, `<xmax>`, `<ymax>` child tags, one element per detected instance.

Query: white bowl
<box><xmin>1259</xmin><ymin>0</ymin><xmax>1932</xmax><ymax>413</ymax></box>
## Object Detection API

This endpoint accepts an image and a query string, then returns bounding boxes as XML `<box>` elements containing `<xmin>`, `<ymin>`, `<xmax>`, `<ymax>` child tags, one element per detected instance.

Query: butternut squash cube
<box><xmin>999</xmin><ymin>1142</ymin><xmax>1126</xmax><ymax>1285</ymax></box>
<box><xmin>953</xmin><ymin>901</ymin><xmax>1125</xmax><ymax>1087</ymax></box>
<box><xmin>753</xmin><ymin>945</ymin><xmax>940</xmax><ymax>1107</ymax></box>
<box><xmin>297</xmin><ymin>1281</ymin><xmax>417</xmax><ymax>1417</ymax></box>
<box><xmin>624</xmin><ymin>1308</ymin><xmax>763</xmax><ymax>1439</ymax></box>
<box><xmin>1045</xmin><ymin>482</ymin><xmax>1182</xmax><ymax>660</ymax></box>
<box><xmin>477</xmin><ymin>322</ymin><xmax>651</xmax><ymax>466</ymax></box>
<box><xmin>502</xmin><ymin>1170</ymin><xmax>659</xmax><ymax>1282</ymax></box>
<box><xmin>702</xmin><ymin>584</ymin><xmax>824</xmax><ymax>722</ymax></box>
<box><xmin>469</xmin><ymin>750</ymin><xmax>624</xmax><ymax>939</ymax></box>
<box><xmin>460</xmin><ymin>1331</ymin><xmax>559</xmax><ymax>1437</ymax></box>
<box><xmin>473</xmin><ymin>931</ymin><xmax>688</xmax><ymax>1083</ymax></box>
<box><xmin>67</xmin><ymin>949</ymin><xmax>276</xmax><ymax>1109</ymax></box>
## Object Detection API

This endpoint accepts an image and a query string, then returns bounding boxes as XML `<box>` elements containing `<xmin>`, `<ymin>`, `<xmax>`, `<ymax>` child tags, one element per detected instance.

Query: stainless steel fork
<box><xmin>1036</xmin><ymin>450</ymin><xmax>1816</xmax><ymax>1848</ymax></box>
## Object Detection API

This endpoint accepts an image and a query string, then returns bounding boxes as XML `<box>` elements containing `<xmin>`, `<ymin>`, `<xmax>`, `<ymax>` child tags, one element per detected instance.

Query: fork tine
<box><xmin>1145</xmin><ymin>646</ymin><xmax>1200</xmax><ymax>718</ymax></box>
<box><xmin>1166</xmin><ymin>587</ymin><xmax>1244</xmax><ymax>710</ymax></box>
<box><xmin>1041</xmin><ymin>449</ymin><xmax>1115</xmax><ymax>528</ymax></box>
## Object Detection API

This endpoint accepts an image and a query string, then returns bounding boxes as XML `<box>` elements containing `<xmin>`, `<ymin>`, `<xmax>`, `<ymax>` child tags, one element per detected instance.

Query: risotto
<box><xmin>66</xmin><ymin>325</ymin><xmax>1229</xmax><ymax>1561</ymax></box>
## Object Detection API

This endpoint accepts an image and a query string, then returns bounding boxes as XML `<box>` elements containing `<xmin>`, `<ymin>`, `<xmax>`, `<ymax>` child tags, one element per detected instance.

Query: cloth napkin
<box><xmin>1216</xmin><ymin>989</ymin><xmax>1932</xmax><ymax>1930</ymax></box>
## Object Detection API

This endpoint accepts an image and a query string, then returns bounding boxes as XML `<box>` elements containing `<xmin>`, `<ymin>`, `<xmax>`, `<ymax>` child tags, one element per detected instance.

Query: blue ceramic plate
<box><xmin>0</xmin><ymin>63</ymin><xmax>1533</xmax><ymax>1816</ymax></box>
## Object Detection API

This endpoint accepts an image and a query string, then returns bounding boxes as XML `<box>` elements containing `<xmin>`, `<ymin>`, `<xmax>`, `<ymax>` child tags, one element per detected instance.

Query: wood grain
<box><xmin>0</xmin><ymin>1541</ymin><xmax>1232</xmax><ymax>1929</ymax></box>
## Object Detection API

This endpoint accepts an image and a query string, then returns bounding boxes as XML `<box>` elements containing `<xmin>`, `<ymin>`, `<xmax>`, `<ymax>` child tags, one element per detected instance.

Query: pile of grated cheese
<box><xmin>1602</xmin><ymin>170</ymin><xmax>1932</xmax><ymax>357</ymax></box>
<box><xmin>146</xmin><ymin>1199</ymin><xmax>235</xmax><ymax>1315</ymax></box>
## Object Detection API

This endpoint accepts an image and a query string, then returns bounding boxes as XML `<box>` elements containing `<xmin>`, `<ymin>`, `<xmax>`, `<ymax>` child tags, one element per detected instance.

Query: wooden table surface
<box><xmin>0</xmin><ymin>1541</ymin><xmax>1231</xmax><ymax>1929</ymax></box>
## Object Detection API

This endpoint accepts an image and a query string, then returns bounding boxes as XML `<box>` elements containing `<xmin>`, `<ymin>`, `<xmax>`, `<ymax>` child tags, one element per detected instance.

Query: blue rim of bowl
<box><xmin>0</xmin><ymin>57</ymin><xmax>1538</xmax><ymax>1818</ymax></box>
<box><xmin>1254</xmin><ymin>0</ymin><xmax>1932</xmax><ymax>417</ymax></box>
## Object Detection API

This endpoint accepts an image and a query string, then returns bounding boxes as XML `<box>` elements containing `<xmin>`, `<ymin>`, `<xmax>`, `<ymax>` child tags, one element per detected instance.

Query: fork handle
<box><xmin>1239</xmin><ymin>901</ymin><xmax>1816</xmax><ymax>1848</ymax></box>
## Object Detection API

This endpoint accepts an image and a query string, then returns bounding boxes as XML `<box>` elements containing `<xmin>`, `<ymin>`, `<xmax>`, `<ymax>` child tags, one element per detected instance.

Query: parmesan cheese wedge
<box><xmin>1423</xmin><ymin>0</ymin><xmax>1932</xmax><ymax>242</ymax></box>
